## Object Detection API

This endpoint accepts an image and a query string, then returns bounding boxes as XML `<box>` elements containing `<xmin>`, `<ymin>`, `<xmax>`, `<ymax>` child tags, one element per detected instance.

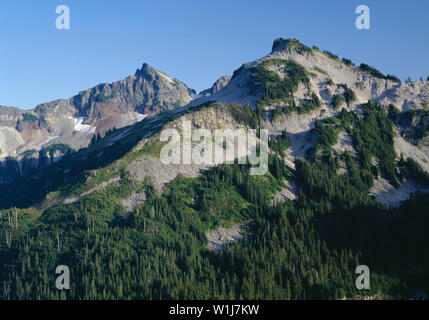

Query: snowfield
<box><xmin>137</xmin><ymin>114</ymin><xmax>147</xmax><ymax>122</ymax></box>
<box><xmin>73</xmin><ymin>117</ymin><xmax>96</xmax><ymax>134</ymax></box>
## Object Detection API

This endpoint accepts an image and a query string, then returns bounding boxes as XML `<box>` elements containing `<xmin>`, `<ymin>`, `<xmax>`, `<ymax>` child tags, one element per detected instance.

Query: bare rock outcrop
<box><xmin>199</xmin><ymin>75</ymin><xmax>232</xmax><ymax>96</ymax></box>
<box><xmin>206</xmin><ymin>222</ymin><xmax>248</xmax><ymax>253</ymax></box>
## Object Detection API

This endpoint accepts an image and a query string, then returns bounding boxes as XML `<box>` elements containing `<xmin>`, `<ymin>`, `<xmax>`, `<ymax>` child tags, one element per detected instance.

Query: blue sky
<box><xmin>1</xmin><ymin>0</ymin><xmax>428</xmax><ymax>109</ymax></box>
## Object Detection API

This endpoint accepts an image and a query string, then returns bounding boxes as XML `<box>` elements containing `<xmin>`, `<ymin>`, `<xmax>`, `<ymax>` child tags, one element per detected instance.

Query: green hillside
<box><xmin>1</xmin><ymin>102</ymin><xmax>428</xmax><ymax>299</ymax></box>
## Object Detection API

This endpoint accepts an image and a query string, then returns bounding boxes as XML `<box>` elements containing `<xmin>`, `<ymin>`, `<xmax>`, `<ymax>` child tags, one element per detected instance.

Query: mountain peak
<box><xmin>271</xmin><ymin>37</ymin><xmax>311</xmax><ymax>54</ymax></box>
<box><xmin>199</xmin><ymin>75</ymin><xmax>231</xmax><ymax>96</ymax></box>
<box><xmin>135</xmin><ymin>63</ymin><xmax>157</xmax><ymax>77</ymax></box>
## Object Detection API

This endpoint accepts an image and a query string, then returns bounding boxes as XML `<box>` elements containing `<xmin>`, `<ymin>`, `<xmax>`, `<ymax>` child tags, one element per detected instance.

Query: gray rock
<box><xmin>199</xmin><ymin>75</ymin><xmax>231</xmax><ymax>96</ymax></box>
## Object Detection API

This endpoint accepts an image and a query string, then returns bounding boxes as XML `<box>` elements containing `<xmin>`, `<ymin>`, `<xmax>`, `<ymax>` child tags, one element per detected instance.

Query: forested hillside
<box><xmin>1</xmin><ymin>101</ymin><xmax>428</xmax><ymax>299</ymax></box>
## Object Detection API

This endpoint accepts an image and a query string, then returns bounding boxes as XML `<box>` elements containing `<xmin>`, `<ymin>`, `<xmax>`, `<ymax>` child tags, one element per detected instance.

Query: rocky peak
<box><xmin>271</xmin><ymin>38</ymin><xmax>311</xmax><ymax>54</ymax></box>
<box><xmin>135</xmin><ymin>63</ymin><xmax>158</xmax><ymax>79</ymax></box>
<box><xmin>199</xmin><ymin>75</ymin><xmax>232</xmax><ymax>96</ymax></box>
<box><xmin>0</xmin><ymin>62</ymin><xmax>196</xmax><ymax>162</ymax></box>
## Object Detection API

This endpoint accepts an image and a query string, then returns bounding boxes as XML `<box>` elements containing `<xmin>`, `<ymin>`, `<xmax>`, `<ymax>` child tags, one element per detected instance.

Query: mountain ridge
<box><xmin>1</xmin><ymin>37</ymin><xmax>429</xmax><ymax>300</ymax></box>
<box><xmin>1</xmin><ymin>38</ymin><xmax>428</xmax><ymax>190</ymax></box>
<box><xmin>0</xmin><ymin>62</ymin><xmax>196</xmax><ymax>160</ymax></box>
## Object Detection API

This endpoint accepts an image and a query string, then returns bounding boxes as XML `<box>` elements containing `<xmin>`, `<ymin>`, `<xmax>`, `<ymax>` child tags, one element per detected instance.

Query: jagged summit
<box><xmin>199</xmin><ymin>75</ymin><xmax>231</xmax><ymax>96</ymax></box>
<box><xmin>135</xmin><ymin>63</ymin><xmax>157</xmax><ymax>78</ymax></box>
<box><xmin>0</xmin><ymin>62</ymin><xmax>195</xmax><ymax>163</ymax></box>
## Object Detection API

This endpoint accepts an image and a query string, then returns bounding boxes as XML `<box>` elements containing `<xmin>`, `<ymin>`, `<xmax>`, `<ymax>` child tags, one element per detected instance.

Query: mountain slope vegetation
<box><xmin>1</xmin><ymin>38</ymin><xmax>429</xmax><ymax>300</ymax></box>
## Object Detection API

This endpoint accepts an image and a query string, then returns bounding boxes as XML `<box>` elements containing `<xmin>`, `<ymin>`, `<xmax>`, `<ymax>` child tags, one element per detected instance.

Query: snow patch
<box><xmin>137</xmin><ymin>114</ymin><xmax>147</xmax><ymax>122</ymax></box>
<box><xmin>73</xmin><ymin>117</ymin><xmax>96</xmax><ymax>134</ymax></box>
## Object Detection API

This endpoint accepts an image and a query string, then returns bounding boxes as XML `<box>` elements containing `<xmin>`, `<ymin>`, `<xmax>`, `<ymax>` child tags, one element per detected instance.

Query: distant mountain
<box><xmin>0</xmin><ymin>63</ymin><xmax>195</xmax><ymax>159</ymax></box>
<box><xmin>199</xmin><ymin>75</ymin><xmax>231</xmax><ymax>97</ymax></box>
<box><xmin>0</xmin><ymin>63</ymin><xmax>196</xmax><ymax>184</ymax></box>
